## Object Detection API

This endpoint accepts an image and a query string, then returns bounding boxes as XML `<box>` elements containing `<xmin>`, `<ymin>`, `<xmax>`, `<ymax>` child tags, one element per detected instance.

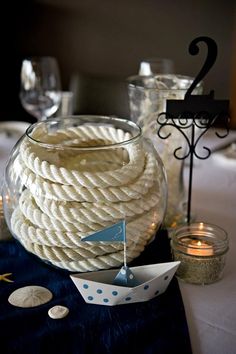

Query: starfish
<box><xmin>0</xmin><ymin>273</ymin><xmax>14</xmax><ymax>283</ymax></box>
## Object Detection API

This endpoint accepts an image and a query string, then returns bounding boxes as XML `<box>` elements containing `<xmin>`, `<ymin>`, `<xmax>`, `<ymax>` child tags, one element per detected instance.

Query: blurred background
<box><xmin>0</xmin><ymin>0</ymin><xmax>235</xmax><ymax>125</ymax></box>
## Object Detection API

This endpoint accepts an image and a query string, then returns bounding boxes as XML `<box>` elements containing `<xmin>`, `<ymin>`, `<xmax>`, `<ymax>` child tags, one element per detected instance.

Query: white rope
<box><xmin>20</xmin><ymin>138</ymin><xmax>146</xmax><ymax>188</ymax></box>
<box><xmin>11</xmin><ymin>124</ymin><xmax>163</xmax><ymax>271</ymax></box>
<box><xmin>19</xmin><ymin>187</ymin><xmax>161</xmax><ymax>230</ymax></box>
<box><xmin>11</xmin><ymin>207</ymin><xmax>157</xmax><ymax>271</ymax></box>
<box><xmin>11</xmin><ymin>206</ymin><xmax>154</xmax><ymax>249</ymax></box>
<box><xmin>19</xmin><ymin>153</ymin><xmax>157</xmax><ymax>202</ymax></box>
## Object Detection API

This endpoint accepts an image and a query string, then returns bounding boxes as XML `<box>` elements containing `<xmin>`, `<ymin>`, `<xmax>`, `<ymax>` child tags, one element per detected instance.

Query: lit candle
<box><xmin>171</xmin><ymin>222</ymin><xmax>228</xmax><ymax>284</ymax></box>
<box><xmin>187</xmin><ymin>239</ymin><xmax>214</xmax><ymax>256</ymax></box>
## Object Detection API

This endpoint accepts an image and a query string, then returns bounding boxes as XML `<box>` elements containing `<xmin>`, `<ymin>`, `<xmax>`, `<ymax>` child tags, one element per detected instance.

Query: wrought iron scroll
<box><xmin>157</xmin><ymin>36</ymin><xmax>230</xmax><ymax>224</ymax></box>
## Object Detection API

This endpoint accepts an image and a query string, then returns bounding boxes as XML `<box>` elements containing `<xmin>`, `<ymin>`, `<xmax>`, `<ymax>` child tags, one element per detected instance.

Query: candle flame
<box><xmin>197</xmin><ymin>241</ymin><xmax>202</xmax><ymax>246</ymax></box>
<box><xmin>199</xmin><ymin>222</ymin><xmax>204</xmax><ymax>230</ymax></box>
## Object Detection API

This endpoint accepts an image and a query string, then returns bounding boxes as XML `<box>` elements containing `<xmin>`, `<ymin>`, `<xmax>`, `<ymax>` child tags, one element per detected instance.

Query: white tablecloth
<box><xmin>181</xmin><ymin>129</ymin><xmax>236</xmax><ymax>354</ymax></box>
<box><xmin>1</xmin><ymin>122</ymin><xmax>236</xmax><ymax>353</ymax></box>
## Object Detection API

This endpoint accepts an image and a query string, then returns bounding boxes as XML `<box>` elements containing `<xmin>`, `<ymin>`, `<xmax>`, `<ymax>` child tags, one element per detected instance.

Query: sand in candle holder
<box><xmin>171</xmin><ymin>223</ymin><xmax>228</xmax><ymax>285</ymax></box>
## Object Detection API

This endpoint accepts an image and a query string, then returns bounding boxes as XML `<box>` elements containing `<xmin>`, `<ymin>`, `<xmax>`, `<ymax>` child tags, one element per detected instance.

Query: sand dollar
<box><xmin>48</xmin><ymin>305</ymin><xmax>69</xmax><ymax>319</ymax></box>
<box><xmin>8</xmin><ymin>285</ymin><xmax>53</xmax><ymax>308</ymax></box>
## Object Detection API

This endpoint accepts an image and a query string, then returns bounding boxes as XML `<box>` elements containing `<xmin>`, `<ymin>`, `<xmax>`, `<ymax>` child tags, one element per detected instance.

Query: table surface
<box><xmin>1</xmin><ymin>123</ymin><xmax>236</xmax><ymax>354</ymax></box>
<box><xmin>0</xmin><ymin>230</ymin><xmax>192</xmax><ymax>354</ymax></box>
<box><xmin>0</xmin><ymin>121</ymin><xmax>192</xmax><ymax>354</ymax></box>
<box><xmin>180</xmin><ymin>128</ymin><xmax>236</xmax><ymax>354</ymax></box>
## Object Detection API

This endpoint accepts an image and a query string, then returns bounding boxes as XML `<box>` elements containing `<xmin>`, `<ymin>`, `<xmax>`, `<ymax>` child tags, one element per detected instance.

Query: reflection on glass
<box><xmin>139</xmin><ymin>58</ymin><xmax>175</xmax><ymax>76</ymax></box>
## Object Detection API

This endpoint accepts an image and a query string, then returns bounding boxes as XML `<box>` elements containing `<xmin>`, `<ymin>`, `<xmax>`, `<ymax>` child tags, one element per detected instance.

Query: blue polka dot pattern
<box><xmin>83</xmin><ymin>284</ymin><xmax>89</xmax><ymax>289</ymax></box>
<box><xmin>144</xmin><ymin>285</ymin><xmax>149</xmax><ymax>290</ymax></box>
<box><xmin>125</xmin><ymin>297</ymin><xmax>131</xmax><ymax>301</ymax></box>
<box><xmin>88</xmin><ymin>296</ymin><xmax>93</xmax><ymax>301</ymax></box>
<box><xmin>97</xmin><ymin>289</ymin><xmax>103</xmax><ymax>294</ymax></box>
<box><xmin>112</xmin><ymin>291</ymin><xmax>118</xmax><ymax>296</ymax></box>
<box><xmin>103</xmin><ymin>298</ymin><xmax>109</xmax><ymax>303</ymax></box>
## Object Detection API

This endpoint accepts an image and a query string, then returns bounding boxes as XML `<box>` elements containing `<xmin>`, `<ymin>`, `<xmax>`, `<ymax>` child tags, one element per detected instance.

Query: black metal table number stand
<box><xmin>157</xmin><ymin>36</ymin><xmax>230</xmax><ymax>224</ymax></box>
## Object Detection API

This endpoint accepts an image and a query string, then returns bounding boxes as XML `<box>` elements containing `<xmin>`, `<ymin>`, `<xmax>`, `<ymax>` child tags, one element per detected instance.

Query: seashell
<box><xmin>48</xmin><ymin>305</ymin><xmax>69</xmax><ymax>319</ymax></box>
<box><xmin>8</xmin><ymin>285</ymin><xmax>53</xmax><ymax>308</ymax></box>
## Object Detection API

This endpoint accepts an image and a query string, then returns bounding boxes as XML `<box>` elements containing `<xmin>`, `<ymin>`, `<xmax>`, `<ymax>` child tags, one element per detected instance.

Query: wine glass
<box><xmin>20</xmin><ymin>56</ymin><xmax>62</xmax><ymax>121</ymax></box>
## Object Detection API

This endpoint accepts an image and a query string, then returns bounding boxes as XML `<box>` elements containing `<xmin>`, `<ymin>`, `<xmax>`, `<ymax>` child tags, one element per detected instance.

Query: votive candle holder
<box><xmin>170</xmin><ymin>222</ymin><xmax>229</xmax><ymax>285</ymax></box>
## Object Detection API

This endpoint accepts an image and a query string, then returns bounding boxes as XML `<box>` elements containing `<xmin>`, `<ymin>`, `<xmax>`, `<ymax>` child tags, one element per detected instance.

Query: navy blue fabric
<box><xmin>0</xmin><ymin>231</ymin><xmax>192</xmax><ymax>354</ymax></box>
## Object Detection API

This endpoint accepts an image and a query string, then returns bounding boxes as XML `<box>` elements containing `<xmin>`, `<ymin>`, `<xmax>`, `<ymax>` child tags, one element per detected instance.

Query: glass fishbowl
<box><xmin>2</xmin><ymin>116</ymin><xmax>167</xmax><ymax>272</ymax></box>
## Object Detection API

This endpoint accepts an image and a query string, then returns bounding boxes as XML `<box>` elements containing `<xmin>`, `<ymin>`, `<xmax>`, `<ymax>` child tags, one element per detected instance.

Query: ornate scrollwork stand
<box><xmin>157</xmin><ymin>36</ymin><xmax>230</xmax><ymax>224</ymax></box>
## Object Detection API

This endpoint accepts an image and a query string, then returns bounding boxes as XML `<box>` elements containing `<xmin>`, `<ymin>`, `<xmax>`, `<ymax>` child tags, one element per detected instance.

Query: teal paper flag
<box><xmin>82</xmin><ymin>220</ymin><xmax>126</xmax><ymax>242</ymax></box>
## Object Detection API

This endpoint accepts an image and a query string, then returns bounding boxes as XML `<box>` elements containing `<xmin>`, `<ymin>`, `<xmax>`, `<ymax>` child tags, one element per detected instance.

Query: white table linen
<box><xmin>1</xmin><ymin>122</ymin><xmax>236</xmax><ymax>353</ymax></box>
<box><xmin>181</xmin><ymin>129</ymin><xmax>236</xmax><ymax>354</ymax></box>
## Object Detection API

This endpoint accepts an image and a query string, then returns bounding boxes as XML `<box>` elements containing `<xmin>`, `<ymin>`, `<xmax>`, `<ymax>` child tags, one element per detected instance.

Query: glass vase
<box><xmin>2</xmin><ymin>115</ymin><xmax>167</xmax><ymax>272</ymax></box>
<box><xmin>128</xmin><ymin>74</ymin><xmax>203</xmax><ymax>228</ymax></box>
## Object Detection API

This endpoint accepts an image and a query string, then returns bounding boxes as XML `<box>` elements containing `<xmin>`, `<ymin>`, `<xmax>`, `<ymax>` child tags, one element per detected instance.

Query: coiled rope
<box><xmin>11</xmin><ymin>124</ymin><xmax>163</xmax><ymax>271</ymax></box>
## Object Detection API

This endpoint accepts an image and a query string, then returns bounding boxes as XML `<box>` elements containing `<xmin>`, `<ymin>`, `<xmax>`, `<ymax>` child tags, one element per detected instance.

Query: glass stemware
<box><xmin>20</xmin><ymin>56</ymin><xmax>61</xmax><ymax>121</ymax></box>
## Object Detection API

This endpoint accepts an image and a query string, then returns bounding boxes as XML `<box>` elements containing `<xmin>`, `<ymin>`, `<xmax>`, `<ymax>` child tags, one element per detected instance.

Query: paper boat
<box><xmin>70</xmin><ymin>261</ymin><xmax>180</xmax><ymax>306</ymax></box>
